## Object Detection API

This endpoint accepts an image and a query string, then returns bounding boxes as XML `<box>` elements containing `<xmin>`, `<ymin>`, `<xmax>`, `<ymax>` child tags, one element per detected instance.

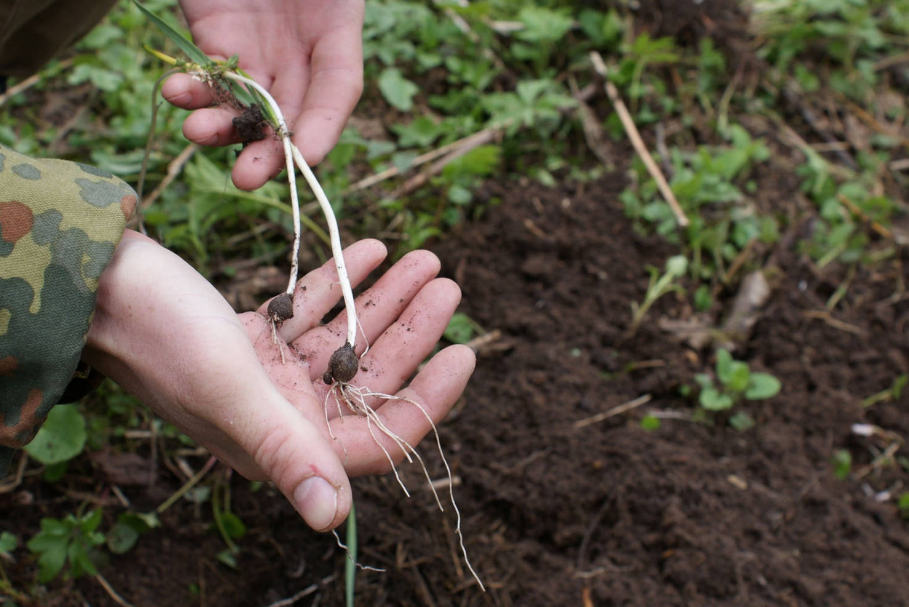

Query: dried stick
<box><xmin>140</xmin><ymin>142</ymin><xmax>199</xmax><ymax>209</ymax></box>
<box><xmin>0</xmin><ymin>59</ymin><xmax>73</xmax><ymax>107</ymax></box>
<box><xmin>574</xmin><ymin>394</ymin><xmax>653</xmax><ymax>428</ymax></box>
<box><xmin>389</xmin><ymin>128</ymin><xmax>500</xmax><ymax>200</ymax></box>
<box><xmin>589</xmin><ymin>52</ymin><xmax>688</xmax><ymax>228</ymax></box>
<box><xmin>95</xmin><ymin>573</ymin><xmax>135</xmax><ymax>607</ymax></box>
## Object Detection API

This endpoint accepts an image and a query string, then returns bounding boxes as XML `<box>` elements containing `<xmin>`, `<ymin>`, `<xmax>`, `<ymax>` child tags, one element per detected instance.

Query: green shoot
<box><xmin>27</xmin><ymin>510</ymin><xmax>105</xmax><ymax>583</ymax></box>
<box><xmin>345</xmin><ymin>503</ymin><xmax>357</xmax><ymax>607</ymax></box>
<box><xmin>628</xmin><ymin>254</ymin><xmax>687</xmax><ymax>336</ymax></box>
<box><xmin>694</xmin><ymin>349</ymin><xmax>781</xmax><ymax>423</ymax></box>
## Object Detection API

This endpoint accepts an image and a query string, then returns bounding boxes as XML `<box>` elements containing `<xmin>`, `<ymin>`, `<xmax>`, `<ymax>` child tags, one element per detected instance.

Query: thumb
<box><xmin>218</xmin><ymin>379</ymin><xmax>352</xmax><ymax>532</ymax></box>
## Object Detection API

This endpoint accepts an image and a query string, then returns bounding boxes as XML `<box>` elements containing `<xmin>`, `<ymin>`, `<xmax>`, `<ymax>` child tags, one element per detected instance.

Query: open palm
<box><xmin>85</xmin><ymin>232</ymin><xmax>472</xmax><ymax>532</ymax></box>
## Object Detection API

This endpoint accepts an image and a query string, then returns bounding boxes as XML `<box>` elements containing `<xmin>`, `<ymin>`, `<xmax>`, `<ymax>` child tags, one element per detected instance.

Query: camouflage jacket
<box><xmin>0</xmin><ymin>144</ymin><xmax>135</xmax><ymax>475</ymax></box>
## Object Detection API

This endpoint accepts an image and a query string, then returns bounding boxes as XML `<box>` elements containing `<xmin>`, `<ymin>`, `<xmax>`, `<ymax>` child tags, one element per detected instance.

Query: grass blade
<box><xmin>345</xmin><ymin>503</ymin><xmax>357</xmax><ymax>607</ymax></box>
<box><xmin>132</xmin><ymin>0</ymin><xmax>210</xmax><ymax>66</ymax></box>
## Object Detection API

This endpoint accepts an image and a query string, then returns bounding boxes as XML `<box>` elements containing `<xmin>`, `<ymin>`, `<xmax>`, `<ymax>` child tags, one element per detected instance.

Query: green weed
<box><xmin>694</xmin><ymin>349</ymin><xmax>781</xmax><ymax>428</ymax></box>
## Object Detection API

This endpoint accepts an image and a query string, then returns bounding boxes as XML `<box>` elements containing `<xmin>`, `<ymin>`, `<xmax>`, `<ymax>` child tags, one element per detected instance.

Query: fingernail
<box><xmin>293</xmin><ymin>476</ymin><xmax>338</xmax><ymax>531</ymax></box>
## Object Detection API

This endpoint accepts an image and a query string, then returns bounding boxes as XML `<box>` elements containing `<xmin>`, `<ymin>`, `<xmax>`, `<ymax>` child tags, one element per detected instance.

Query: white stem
<box><xmin>224</xmin><ymin>71</ymin><xmax>358</xmax><ymax>348</ymax></box>
<box><xmin>290</xmin><ymin>144</ymin><xmax>358</xmax><ymax>348</ymax></box>
<box><xmin>224</xmin><ymin>72</ymin><xmax>300</xmax><ymax>297</ymax></box>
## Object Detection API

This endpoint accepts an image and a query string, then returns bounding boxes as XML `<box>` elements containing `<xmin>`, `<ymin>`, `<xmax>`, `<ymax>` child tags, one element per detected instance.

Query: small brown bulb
<box><xmin>267</xmin><ymin>293</ymin><xmax>294</xmax><ymax>323</ymax></box>
<box><xmin>326</xmin><ymin>343</ymin><xmax>358</xmax><ymax>384</ymax></box>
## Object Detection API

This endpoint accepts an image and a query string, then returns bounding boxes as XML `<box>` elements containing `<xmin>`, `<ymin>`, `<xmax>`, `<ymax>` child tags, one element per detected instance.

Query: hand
<box><xmin>83</xmin><ymin>231</ymin><xmax>474</xmax><ymax>531</ymax></box>
<box><xmin>161</xmin><ymin>0</ymin><xmax>365</xmax><ymax>190</ymax></box>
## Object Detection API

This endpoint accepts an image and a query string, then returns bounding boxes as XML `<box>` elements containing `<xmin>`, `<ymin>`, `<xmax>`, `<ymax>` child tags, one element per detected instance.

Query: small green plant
<box><xmin>898</xmin><ymin>492</ymin><xmax>909</xmax><ymax>520</ymax></box>
<box><xmin>0</xmin><ymin>531</ymin><xmax>23</xmax><ymax>600</ymax></box>
<box><xmin>862</xmin><ymin>374</ymin><xmax>909</xmax><ymax>408</ymax></box>
<box><xmin>628</xmin><ymin>254</ymin><xmax>687</xmax><ymax>335</ymax></box>
<box><xmin>640</xmin><ymin>415</ymin><xmax>662</xmax><ymax>431</ymax></box>
<box><xmin>27</xmin><ymin>510</ymin><xmax>105</xmax><ymax>583</ymax></box>
<box><xmin>832</xmin><ymin>449</ymin><xmax>853</xmax><ymax>480</ymax></box>
<box><xmin>696</xmin><ymin>349</ymin><xmax>782</xmax><ymax>413</ymax></box>
<box><xmin>621</xmin><ymin>125</ymin><xmax>775</xmax><ymax>278</ymax></box>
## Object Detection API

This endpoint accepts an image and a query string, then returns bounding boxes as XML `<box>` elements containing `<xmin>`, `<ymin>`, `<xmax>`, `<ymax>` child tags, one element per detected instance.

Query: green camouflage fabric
<box><xmin>0</xmin><ymin>144</ymin><xmax>135</xmax><ymax>475</ymax></box>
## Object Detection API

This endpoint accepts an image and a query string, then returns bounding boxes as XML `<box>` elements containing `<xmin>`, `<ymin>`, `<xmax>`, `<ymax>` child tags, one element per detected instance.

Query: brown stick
<box><xmin>589</xmin><ymin>51</ymin><xmax>689</xmax><ymax>227</ymax></box>
<box><xmin>837</xmin><ymin>193</ymin><xmax>893</xmax><ymax>240</ymax></box>
<box><xmin>388</xmin><ymin>127</ymin><xmax>501</xmax><ymax>199</ymax></box>
<box><xmin>0</xmin><ymin>59</ymin><xmax>73</xmax><ymax>107</ymax></box>
<box><xmin>574</xmin><ymin>394</ymin><xmax>653</xmax><ymax>429</ymax></box>
<box><xmin>95</xmin><ymin>573</ymin><xmax>135</xmax><ymax>607</ymax></box>
<box><xmin>141</xmin><ymin>142</ymin><xmax>200</xmax><ymax>209</ymax></box>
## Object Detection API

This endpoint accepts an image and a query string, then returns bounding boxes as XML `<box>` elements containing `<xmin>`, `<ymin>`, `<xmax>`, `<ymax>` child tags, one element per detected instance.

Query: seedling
<box><xmin>134</xmin><ymin>1</ymin><xmax>483</xmax><ymax>590</ymax></box>
<box><xmin>628</xmin><ymin>254</ymin><xmax>687</xmax><ymax>336</ymax></box>
<box><xmin>27</xmin><ymin>510</ymin><xmax>105</xmax><ymax>583</ymax></box>
<box><xmin>898</xmin><ymin>493</ymin><xmax>909</xmax><ymax>520</ymax></box>
<box><xmin>0</xmin><ymin>531</ymin><xmax>25</xmax><ymax>602</ymax></box>
<box><xmin>832</xmin><ymin>449</ymin><xmax>853</xmax><ymax>480</ymax></box>
<box><xmin>695</xmin><ymin>349</ymin><xmax>781</xmax><ymax>421</ymax></box>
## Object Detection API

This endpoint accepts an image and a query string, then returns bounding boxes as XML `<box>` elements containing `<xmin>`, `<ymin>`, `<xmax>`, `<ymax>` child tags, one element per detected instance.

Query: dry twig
<box><xmin>140</xmin><ymin>142</ymin><xmax>200</xmax><ymax>209</ymax></box>
<box><xmin>589</xmin><ymin>52</ymin><xmax>688</xmax><ymax>228</ymax></box>
<box><xmin>0</xmin><ymin>59</ymin><xmax>73</xmax><ymax>107</ymax></box>
<box><xmin>574</xmin><ymin>394</ymin><xmax>653</xmax><ymax>429</ymax></box>
<box><xmin>95</xmin><ymin>573</ymin><xmax>134</xmax><ymax>607</ymax></box>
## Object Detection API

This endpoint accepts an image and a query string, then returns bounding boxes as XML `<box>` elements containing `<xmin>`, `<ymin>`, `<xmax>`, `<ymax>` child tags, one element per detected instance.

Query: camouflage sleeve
<box><xmin>0</xmin><ymin>144</ymin><xmax>136</xmax><ymax>474</ymax></box>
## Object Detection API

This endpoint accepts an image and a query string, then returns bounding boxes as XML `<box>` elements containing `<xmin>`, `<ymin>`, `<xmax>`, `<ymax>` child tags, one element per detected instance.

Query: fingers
<box><xmin>338</xmin><ymin>278</ymin><xmax>462</xmax><ymax>405</ymax></box>
<box><xmin>224</xmin><ymin>377</ymin><xmax>352</xmax><ymax>531</ymax></box>
<box><xmin>291</xmin><ymin>250</ymin><xmax>442</xmax><ymax>380</ymax></box>
<box><xmin>257</xmin><ymin>239</ymin><xmax>387</xmax><ymax>341</ymax></box>
<box><xmin>328</xmin><ymin>345</ymin><xmax>475</xmax><ymax>476</ymax></box>
<box><xmin>180</xmin><ymin>106</ymin><xmax>245</xmax><ymax>147</ymax></box>
<box><xmin>161</xmin><ymin>73</ymin><xmax>218</xmax><ymax>110</ymax></box>
<box><xmin>291</xmin><ymin>26</ymin><xmax>364</xmax><ymax>167</ymax></box>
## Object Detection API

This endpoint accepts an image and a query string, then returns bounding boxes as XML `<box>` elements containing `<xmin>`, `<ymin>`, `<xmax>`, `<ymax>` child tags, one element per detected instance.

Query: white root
<box><xmin>329</xmin><ymin>383</ymin><xmax>485</xmax><ymax>591</ymax></box>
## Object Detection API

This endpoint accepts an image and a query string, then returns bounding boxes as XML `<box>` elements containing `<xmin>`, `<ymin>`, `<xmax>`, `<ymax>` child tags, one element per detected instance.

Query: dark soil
<box><xmin>4</xmin><ymin>163</ymin><xmax>909</xmax><ymax>606</ymax></box>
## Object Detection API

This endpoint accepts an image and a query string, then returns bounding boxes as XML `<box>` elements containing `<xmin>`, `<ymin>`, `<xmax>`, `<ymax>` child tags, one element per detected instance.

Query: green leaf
<box><xmin>516</xmin><ymin>7</ymin><xmax>573</xmax><ymax>43</ymax></box>
<box><xmin>378</xmin><ymin>68</ymin><xmax>418</xmax><ymax>112</ymax></box>
<box><xmin>107</xmin><ymin>523</ymin><xmax>140</xmax><ymax>555</ymax></box>
<box><xmin>715</xmin><ymin>349</ymin><xmax>734</xmax><ymax>385</ymax></box>
<box><xmin>24</xmin><ymin>405</ymin><xmax>86</xmax><ymax>464</ymax></box>
<box><xmin>442</xmin><ymin>145</ymin><xmax>501</xmax><ymax>180</ymax></box>
<box><xmin>699</xmin><ymin>387</ymin><xmax>733</xmax><ymax>411</ymax></box>
<box><xmin>640</xmin><ymin>415</ymin><xmax>661</xmax><ymax>431</ymax></box>
<box><xmin>898</xmin><ymin>492</ymin><xmax>909</xmax><ymax>519</ymax></box>
<box><xmin>81</xmin><ymin>510</ymin><xmax>103</xmax><ymax>535</ymax></box>
<box><xmin>729</xmin><ymin>411</ymin><xmax>756</xmax><ymax>431</ymax></box>
<box><xmin>665</xmin><ymin>255</ymin><xmax>687</xmax><ymax>277</ymax></box>
<box><xmin>444</xmin><ymin>313</ymin><xmax>478</xmax><ymax>344</ymax></box>
<box><xmin>892</xmin><ymin>375</ymin><xmax>908</xmax><ymax>399</ymax></box>
<box><xmin>0</xmin><ymin>531</ymin><xmax>17</xmax><ymax>554</ymax></box>
<box><xmin>727</xmin><ymin>362</ymin><xmax>751</xmax><ymax>393</ymax></box>
<box><xmin>219</xmin><ymin>512</ymin><xmax>247</xmax><ymax>540</ymax></box>
<box><xmin>132</xmin><ymin>0</ymin><xmax>210</xmax><ymax>66</ymax></box>
<box><xmin>745</xmin><ymin>373</ymin><xmax>782</xmax><ymax>400</ymax></box>
<box><xmin>216</xmin><ymin>548</ymin><xmax>238</xmax><ymax>569</ymax></box>
<box><xmin>33</xmin><ymin>539</ymin><xmax>68</xmax><ymax>583</ymax></box>
<box><xmin>832</xmin><ymin>449</ymin><xmax>852</xmax><ymax>480</ymax></box>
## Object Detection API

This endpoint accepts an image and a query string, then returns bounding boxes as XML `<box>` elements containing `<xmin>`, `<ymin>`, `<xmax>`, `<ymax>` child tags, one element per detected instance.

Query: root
<box><xmin>328</xmin><ymin>382</ymin><xmax>485</xmax><ymax>591</ymax></box>
<box><xmin>330</xmin><ymin>529</ymin><xmax>385</xmax><ymax>572</ymax></box>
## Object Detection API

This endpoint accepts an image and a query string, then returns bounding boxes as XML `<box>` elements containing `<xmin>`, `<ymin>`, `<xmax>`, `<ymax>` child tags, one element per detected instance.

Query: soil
<box><xmin>3</xmin><ymin>5</ymin><xmax>909</xmax><ymax>606</ymax></box>
<box><xmin>4</xmin><ymin>163</ymin><xmax>909</xmax><ymax>606</ymax></box>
